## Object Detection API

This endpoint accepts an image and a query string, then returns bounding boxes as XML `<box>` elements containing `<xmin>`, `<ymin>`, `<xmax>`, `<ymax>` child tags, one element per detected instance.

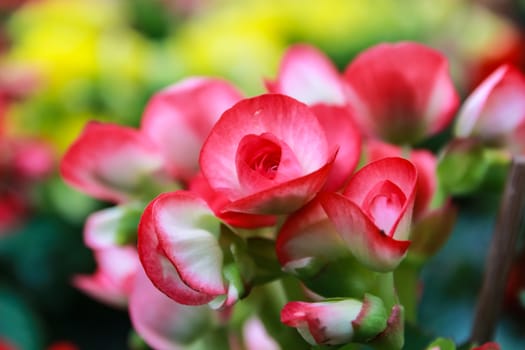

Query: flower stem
<box><xmin>470</xmin><ymin>156</ymin><xmax>525</xmax><ymax>344</ymax></box>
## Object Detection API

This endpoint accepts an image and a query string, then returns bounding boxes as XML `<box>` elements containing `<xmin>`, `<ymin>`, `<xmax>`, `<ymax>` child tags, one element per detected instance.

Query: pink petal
<box><xmin>311</xmin><ymin>104</ymin><xmax>361</xmax><ymax>191</ymax></box>
<box><xmin>223</xmin><ymin>155</ymin><xmax>335</xmax><ymax>214</ymax></box>
<box><xmin>281</xmin><ymin>299</ymin><xmax>364</xmax><ymax>346</ymax></box>
<box><xmin>276</xmin><ymin>198</ymin><xmax>347</xmax><ymax>271</ymax></box>
<box><xmin>266</xmin><ymin>44</ymin><xmax>347</xmax><ymax>105</ymax></box>
<box><xmin>342</xmin><ymin>157</ymin><xmax>417</xmax><ymax>241</ymax></box>
<box><xmin>242</xmin><ymin>317</ymin><xmax>280</xmax><ymax>350</ymax></box>
<box><xmin>189</xmin><ymin>172</ymin><xmax>276</xmax><ymax>228</ymax></box>
<box><xmin>137</xmin><ymin>197</ymin><xmax>214</xmax><ymax>305</ymax></box>
<box><xmin>200</xmin><ymin>94</ymin><xmax>333</xmax><ymax>214</ymax></box>
<box><xmin>152</xmin><ymin>191</ymin><xmax>226</xmax><ymax>296</ymax></box>
<box><xmin>73</xmin><ymin>247</ymin><xmax>139</xmax><ymax>308</ymax></box>
<box><xmin>321</xmin><ymin>192</ymin><xmax>411</xmax><ymax>272</ymax></box>
<box><xmin>455</xmin><ymin>65</ymin><xmax>525</xmax><ymax>148</ymax></box>
<box><xmin>344</xmin><ymin>42</ymin><xmax>459</xmax><ymax>143</ymax></box>
<box><xmin>365</xmin><ymin>140</ymin><xmax>436</xmax><ymax>220</ymax></box>
<box><xmin>141</xmin><ymin>77</ymin><xmax>243</xmax><ymax>181</ymax></box>
<box><xmin>130</xmin><ymin>267</ymin><xmax>211</xmax><ymax>350</ymax></box>
<box><xmin>61</xmin><ymin>122</ymin><xmax>163</xmax><ymax>203</ymax></box>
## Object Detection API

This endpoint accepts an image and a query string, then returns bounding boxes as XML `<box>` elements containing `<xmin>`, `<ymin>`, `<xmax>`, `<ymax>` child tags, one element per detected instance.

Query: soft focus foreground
<box><xmin>1</xmin><ymin>0</ymin><xmax>525</xmax><ymax>349</ymax></box>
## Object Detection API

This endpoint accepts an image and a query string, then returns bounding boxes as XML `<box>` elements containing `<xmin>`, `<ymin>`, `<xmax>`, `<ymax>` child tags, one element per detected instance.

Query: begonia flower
<box><xmin>141</xmin><ymin>77</ymin><xmax>243</xmax><ymax>182</ymax></box>
<box><xmin>321</xmin><ymin>157</ymin><xmax>417</xmax><ymax>271</ymax></box>
<box><xmin>73</xmin><ymin>246</ymin><xmax>139</xmax><ymax>308</ymax></box>
<box><xmin>455</xmin><ymin>64</ymin><xmax>525</xmax><ymax>153</ymax></box>
<box><xmin>365</xmin><ymin>140</ymin><xmax>458</xmax><ymax>259</ymax></box>
<box><xmin>129</xmin><ymin>267</ymin><xmax>212</xmax><ymax>350</ymax></box>
<box><xmin>138</xmin><ymin>190</ymin><xmax>249</xmax><ymax>308</ymax></box>
<box><xmin>61</xmin><ymin>122</ymin><xmax>165</xmax><ymax>203</ymax></box>
<box><xmin>281</xmin><ymin>294</ymin><xmax>389</xmax><ymax>346</ymax></box>
<box><xmin>200</xmin><ymin>94</ymin><xmax>336</xmax><ymax>215</ymax></box>
<box><xmin>344</xmin><ymin>42</ymin><xmax>459</xmax><ymax>144</ymax></box>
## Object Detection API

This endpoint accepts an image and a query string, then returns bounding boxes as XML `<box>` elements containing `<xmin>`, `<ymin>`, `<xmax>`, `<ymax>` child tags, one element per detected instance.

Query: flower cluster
<box><xmin>61</xmin><ymin>41</ymin><xmax>520</xmax><ymax>349</ymax></box>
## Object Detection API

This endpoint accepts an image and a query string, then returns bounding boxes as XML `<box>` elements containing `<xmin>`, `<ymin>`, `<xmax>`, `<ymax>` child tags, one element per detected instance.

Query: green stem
<box><xmin>394</xmin><ymin>261</ymin><xmax>420</xmax><ymax>324</ymax></box>
<box><xmin>257</xmin><ymin>279</ymin><xmax>307</xmax><ymax>349</ymax></box>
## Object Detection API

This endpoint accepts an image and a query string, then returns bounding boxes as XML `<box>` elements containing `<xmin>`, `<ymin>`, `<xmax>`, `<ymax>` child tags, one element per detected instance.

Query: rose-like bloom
<box><xmin>321</xmin><ymin>157</ymin><xmax>417</xmax><ymax>271</ymax></box>
<box><xmin>344</xmin><ymin>42</ymin><xmax>459</xmax><ymax>144</ymax></box>
<box><xmin>129</xmin><ymin>267</ymin><xmax>212</xmax><ymax>350</ymax></box>
<box><xmin>455</xmin><ymin>64</ymin><xmax>525</xmax><ymax>153</ymax></box>
<box><xmin>73</xmin><ymin>246</ymin><xmax>139</xmax><ymax>308</ymax></box>
<box><xmin>138</xmin><ymin>190</ymin><xmax>247</xmax><ymax>308</ymax></box>
<box><xmin>200</xmin><ymin>94</ymin><xmax>336</xmax><ymax>215</ymax></box>
<box><xmin>281</xmin><ymin>294</ymin><xmax>389</xmax><ymax>346</ymax></box>
<box><xmin>365</xmin><ymin>140</ymin><xmax>457</xmax><ymax>259</ymax></box>
<box><xmin>60</xmin><ymin>122</ymin><xmax>164</xmax><ymax>203</ymax></box>
<box><xmin>141</xmin><ymin>77</ymin><xmax>243</xmax><ymax>182</ymax></box>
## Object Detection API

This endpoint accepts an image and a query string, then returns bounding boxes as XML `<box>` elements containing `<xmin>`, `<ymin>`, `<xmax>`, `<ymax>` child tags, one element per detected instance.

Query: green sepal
<box><xmin>246</xmin><ymin>237</ymin><xmax>284</xmax><ymax>284</ymax></box>
<box><xmin>425</xmin><ymin>338</ymin><xmax>456</xmax><ymax>350</ymax></box>
<box><xmin>115</xmin><ymin>203</ymin><xmax>145</xmax><ymax>245</ymax></box>
<box><xmin>437</xmin><ymin>139</ymin><xmax>489</xmax><ymax>196</ymax></box>
<box><xmin>368</xmin><ymin>304</ymin><xmax>404</xmax><ymax>350</ymax></box>
<box><xmin>351</xmin><ymin>294</ymin><xmax>388</xmax><ymax>343</ymax></box>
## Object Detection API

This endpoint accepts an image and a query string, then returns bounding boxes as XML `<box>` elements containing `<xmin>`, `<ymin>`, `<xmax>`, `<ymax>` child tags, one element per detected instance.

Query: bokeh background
<box><xmin>1</xmin><ymin>0</ymin><xmax>525</xmax><ymax>348</ymax></box>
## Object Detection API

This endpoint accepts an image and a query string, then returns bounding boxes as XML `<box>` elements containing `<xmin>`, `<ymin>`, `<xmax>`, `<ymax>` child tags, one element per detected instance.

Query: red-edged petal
<box><xmin>223</xmin><ymin>155</ymin><xmax>335</xmax><ymax>214</ymax></box>
<box><xmin>455</xmin><ymin>65</ymin><xmax>525</xmax><ymax>148</ymax></box>
<box><xmin>73</xmin><ymin>246</ymin><xmax>138</xmax><ymax>308</ymax></box>
<box><xmin>129</xmin><ymin>267</ymin><xmax>211</xmax><ymax>350</ymax></box>
<box><xmin>365</xmin><ymin>140</ymin><xmax>436</xmax><ymax>220</ymax></box>
<box><xmin>281</xmin><ymin>299</ymin><xmax>364</xmax><ymax>346</ymax></box>
<box><xmin>276</xmin><ymin>198</ymin><xmax>347</xmax><ymax>271</ymax></box>
<box><xmin>189</xmin><ymin>172</ymin><xmax>276</xmax><ymax>228</ymax></box>
<box><xmin>152</xmin><ymin>191</ymin><xmax>226</xmax><ymax>296</ymax></box>
<box><xmin>343</xmin><ymin>157</ymin><xmax>417</xmax><ymax>241</ymax></box>
<box><xmin>310</xmin><ymin>104</ymin><xmax>361</xmax><ymax>191</ymax></box>
<box><xmin>137</xmin><ymin>197</ymin><xmax>214</xmax><ymax>305</ymax></box>
<box><xmin>344</xmin><ymin>42</ymin><xmax>459</xmax><ymax>143</ymax></box>
<box><xmin>141</xmin><ymin>77</ymin><xmax>243</xmax><ymax>182</ymax></box>
<box><xmin>321</xmin><ymin>192</ymin><xmax>410</xmax><ymax>272</ymax></box>
<box><xmin>200</xmin><ymin>94</ymin><xmax>332</xmax><ymax>214</ymax></box>
<box><xmin>61</xmin><ymin>121</ymin><xmax>163</xmax><ymax>203</ymax></box>
<box><xmin>266</xmin><ymin>44</ymin><xmax>347</xmax><ymax>105</ymax></box>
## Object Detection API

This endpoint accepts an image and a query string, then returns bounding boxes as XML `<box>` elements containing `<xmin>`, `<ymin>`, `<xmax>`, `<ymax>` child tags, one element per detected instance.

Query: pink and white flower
<box><xmin>321</xmin><ymin>157</ymin><xmax>417</xmax><ymax>271</ymax></box>
<box><xmin>344</xmin><ymin>42</ymin><xmax>459</xmax><ymax>144</ymax></box>
<box><xmin>455</xmin><ymin>64</ymin><xmax>525</xmax><ymax>153</ymax></box>
<box><xmin>200</xmin><ymin>94</ymin><xmax>336</xmax><ymax>215</ymax></box>
<box><xmin>60</xmin><ymin>122</ymin><xmax>164</xmax><ymax>203</ymax></box>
